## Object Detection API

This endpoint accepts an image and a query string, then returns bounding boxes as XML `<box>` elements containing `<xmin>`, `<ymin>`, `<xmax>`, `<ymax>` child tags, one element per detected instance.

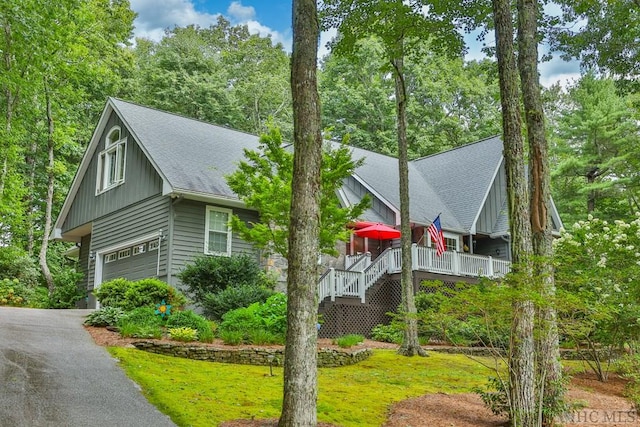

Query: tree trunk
<box><xmin>39</xmin><ymin>80</ymin><xmax>55</xmax><ymax>293</ymax></box>
<box><xmin>492</xmin><ymin>0</ymin><xmax>536</xmax><ymax>425</ymax></box>
<box><xmin>278</xmin><ymin>0</ymin><xmax>322</xmax><ymax>425</ymax></box>
<box><xmin>517</xmin><ymin>0</ymin><xmax>562</xmax><ymax>423</ymax></box>
<box><xmin>26</xmin><ymin>139</ymin><xmax>37</xmax><ymax>255</ymax></box>
<box><xmin>392</xmin><ymin>48</ymin><xmax>426</xmax><ymax>357</ymax></box>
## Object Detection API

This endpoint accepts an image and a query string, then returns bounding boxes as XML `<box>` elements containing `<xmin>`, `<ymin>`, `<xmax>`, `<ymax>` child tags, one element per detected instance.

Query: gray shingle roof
<box><xmin>111</xmin><ymin>98</ymin><xmax>261</xmax><ymax>198</ymax></box>
<box><xmin>411</xmin><ymin>136</ymin><xmax>504</xmax><ymax>231</ymax></box>
<box><xmin>109</xmin><ymin>99</ymin><xmax>502</xmax><ymax>233</ymax></box>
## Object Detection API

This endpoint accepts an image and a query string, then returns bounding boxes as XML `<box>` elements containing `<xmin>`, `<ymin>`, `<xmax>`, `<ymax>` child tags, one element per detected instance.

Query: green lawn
<box><xmin>109</xmin><ymin>348</ymin><xmax>498</xmax><ymax>426</ymax></box>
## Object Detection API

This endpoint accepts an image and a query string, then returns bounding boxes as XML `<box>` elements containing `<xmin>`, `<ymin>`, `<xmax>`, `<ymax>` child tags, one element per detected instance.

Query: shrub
<box><xmin>117</xmin><ymin>306</ymin><xmax>164</xmax><ymax>338</ymax></box>
<box><xmin>0</xmin><ymin>278</ymin><xmax>32</xmax><ymax>307</ymax></box>
<box><xmin>94</xmin><ymin>278</ymin><xmax>187</xmax><ymax>311</ymax></box>
<box><xmin>166</xmin><ymin>310</ymin><xmax>214</xmax><ymax>343</ymax></box>
<box><xmin>94</xmin><ymin>278</ymin><xmax>130</xmax><ymax>308</ymax></box>
<box><xmin>333</xmin><ymin>334</ymin><xmax>365</xmax><ymax>348</ymax></box>
<box><xmin>219</xmin><ymin>304</ymin><xmax>262</xmax><ymax>337</ymax></box>
<box><xmin>219</xmin><ymin>329</ymin><xmax>244</xmax><ymax>345</ymax></box>
<box><xmin>125</xmin><ymin>278</ymin><xmax>187</xmax><ymax>310</ymax></box>
<box><xmin>168</xmin><ymin>327</ymin><xmax>198</xmax><ymax>342</ymax></box>
<box><xmin>255</xmin><ymin>293</ymin><xmax>287</xmax><ymax>336</ymax></box>
<box><xmin>202</xmin><ymin>284</ymin><xmax>274</xmax><ymax>321</ymax></box>
<box><xmin>48</xmin><ymin>268</ymin><xmax>85</xmax><ymax>309</ymax></box>
<box><xmin>85</xmin><ymin>306</ymin><xmax>126</xmax><ymax>327</ymax></box>
<box><xmin>218</xmin><ymin>293</ymin><xmax>287</xmax><ymax>343</ymax></box>
<box><xmin>248</xmin><ymin>329</ymin><xmax>284</xmax><ymax>345</ymax></box>
<box><xmin>0</xmin><ymin>246</ymin><xmax>40</xmax><ymax>288</ymax></box>
<box><xmin>370</xmin><ymin>323</ymin><xmax>403</xmax><ymax>344</ymax></box>
<box><xmin>178</xmin><ymin>254</ymin><xmax>271</xmax><ymax>302</ymax></box>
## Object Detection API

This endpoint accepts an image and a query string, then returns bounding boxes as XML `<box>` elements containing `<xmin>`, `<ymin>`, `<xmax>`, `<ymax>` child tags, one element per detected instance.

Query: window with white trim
<box><xmin>429</xmin><ymin>233</ymin><xmax>459</xmax><ymax>252</ymax></box>
<box><xmin>148</xmin><ymin>240</ymin><xmax>160</xmax><ymax>251</ymax></box>
<box><xmin>118</xmin><ymin>248</ymin><xmax>131</xmax><ymax>259</ymax></box>
<box><xmin>96</xmin><ymin>126</ymin><xmax>126</xmax><ymax>193</ymax></box>
<box><xmin>105</xmin><ymin>252</ymin><xmax>117</xmax><ymax>263</ymax></box>
<box><xmin>205</xmin><ymin>206</ymin><xmax>232</xmax><ymax>256</ymax></box>
<box><xmin>133</xmin><ymin>244</ymin><xmax>146</xmax><ymax>256</ymax></box>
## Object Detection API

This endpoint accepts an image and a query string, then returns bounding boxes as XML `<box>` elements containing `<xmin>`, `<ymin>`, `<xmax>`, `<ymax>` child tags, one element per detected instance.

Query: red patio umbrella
<box><xmin>354</xmin><ymin>223</ymin><xmax>401</xmax><ymax>240</ymax></box>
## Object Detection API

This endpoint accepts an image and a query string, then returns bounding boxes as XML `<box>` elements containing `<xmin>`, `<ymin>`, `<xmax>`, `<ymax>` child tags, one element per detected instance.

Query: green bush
<box><xmin>85</xmin><ymin>306</ymin><xmax>126</xmax><ymax>327</ymax></box>
<box><xmin>219</xmin><ymin>304</ymin><xmax>262</xmax><ymax>337</ymax></box>
<box><xmin>219</xmin><ymin>329</ymin><xmax>244</xmax><ymax>345</ymax></box>
<box><xmin>178</xmin><ymin>254</ymin><xmax>272</xmax><ymax>303</ymax></box>
<box><xmin>202</xmin><ymin>284</ymin><xmax>274</xmax><ymax>321</ymax></box>
<box><xmin>117</xmin><ymin>306</ymin><xmax>164</xmax><ymax>338</ymax></box>
<box><xmin>168</xmin><ymin>327</ymin><xmax>198</xmax><ymax>342</ymax></box>
<box><xmin>125</xmin><ymin>278</ymin><xmax>187</xmax><ymax>310</ymax></box>
<box><xmin>95</xmin><ymin>278</ymin><xmax>187</xmax><ymax>311</ymax></box>
<box><xmin>0</xmin><ymin>278</ymin><xmax>33</xmax><ymax>306</ymax></box>
<box><xmin>247</xmin><ymin>329</ymin><xmax>284</xmax><ymax>345</ymax></box>
<box><xmin>370</xmin><ymin>323</ymin><xmax>403</xmax><ymax>344</ymax></box>
<box><xmin>255</xmin><ymin>293</ymin><xmax>287</xmax><ymax>335</ymax></box>
<box><xmin>0</xmin><ymin>246</ymin><xmax>40</xmax><ymax>288</ymax></box>
<box><xmin>166</xmin><ymin>310</ymin><xmax>214</xmax><ymax>343</ymax></box>
<box><xmin>333</xmin><ymin>334</ymin><xmax>365</xmax><ymax>348</ymax></box>
<box><xmin>48</xmin><ymin>268</ymin><xmax>85</xmax><ymax>308</ymax></box>
<box><xmin>218</xmin><ymin>293</ymin><xmax>287</xmax><ymax>344</ymax></box>
<box><xmin>94</xmin><ymin>278</ymin><xmax>130</xmax><ymax>308</ymax></box>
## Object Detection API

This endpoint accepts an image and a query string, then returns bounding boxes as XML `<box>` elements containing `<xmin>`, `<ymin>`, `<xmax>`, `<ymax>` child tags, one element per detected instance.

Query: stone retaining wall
<box><xmin>132</xmin><ymin>341</ymin><xmax>372</xmax><ymax>368</ymax></box>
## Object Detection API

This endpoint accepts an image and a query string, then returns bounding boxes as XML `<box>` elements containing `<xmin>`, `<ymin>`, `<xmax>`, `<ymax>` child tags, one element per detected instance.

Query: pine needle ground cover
<box><xmin>108</xmin><ymin>348</ymin><xmax>494</xmax><ymax>426</ymax></box>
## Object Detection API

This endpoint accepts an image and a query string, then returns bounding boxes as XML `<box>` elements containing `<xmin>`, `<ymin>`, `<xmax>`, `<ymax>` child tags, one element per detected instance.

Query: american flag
<box><xmin>427</xmin><ymin>215</ymin><xmax>446</xmax><ymax>257</ymax></box>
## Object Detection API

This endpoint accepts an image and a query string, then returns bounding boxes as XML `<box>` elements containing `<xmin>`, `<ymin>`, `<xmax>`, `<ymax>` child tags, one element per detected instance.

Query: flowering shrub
<box><xmin>554</xmin><ymin>213</ymin><xmax>640</xmax><ymax>380</ymax></box>
<box><xmin>168</xmin><ymin>327</ymin><xmax>198</xmax><ymax>342</ymax></box>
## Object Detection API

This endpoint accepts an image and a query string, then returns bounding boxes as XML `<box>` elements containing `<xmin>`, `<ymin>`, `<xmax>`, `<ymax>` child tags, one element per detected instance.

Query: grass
<box><xmin>108</xmin><ymin>348</ymin><xmax>496</xmax><ymax>426</ymax></box>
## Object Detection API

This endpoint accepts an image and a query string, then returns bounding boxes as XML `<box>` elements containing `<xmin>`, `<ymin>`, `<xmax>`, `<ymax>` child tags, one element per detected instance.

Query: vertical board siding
<box><xmin>171</xmin><ymin>199</ymin><xmax>260</xmax><ymax>276</ymax></box>
<box><xmin>91</xmin><ymin>194</ymin><xmax>170</xmax><ymax>286</ymax></box>
<box><xmin>344</xmin><ymin>176</ymin><xmax>395</xmax><ymax>224</ymax></box>
<box><xmin>476</xmin><ymin>162</ymin><xmax>506</xmax><ymax>234</ymax></box>
<box><xmin>63</xmin><ymin>112</ymin><xmax>163</xmax><ymax>232</ymax></box>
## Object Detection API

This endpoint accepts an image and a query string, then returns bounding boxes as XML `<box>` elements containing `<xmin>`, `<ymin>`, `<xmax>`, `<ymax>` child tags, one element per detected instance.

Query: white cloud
<box><xmin>227</xmin><ymin>1</ymin><xmax>256</xmax><ymax>21</ymax></box>
<box><xmin>319</xmin><ymin>28</ymin><xmax>338</xmax><ymax>61</ymax></box>
<box><xmin>130</xmin><ymin>0</ymin><xmax>220</xmax><ymax>41</ymax></box>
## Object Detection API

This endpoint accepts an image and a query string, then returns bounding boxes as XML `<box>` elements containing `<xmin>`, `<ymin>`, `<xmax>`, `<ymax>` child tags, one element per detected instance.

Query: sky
<box><xmin>128</xmin><ymin>0</ymin><xmax>581</xmax><ymax>87</ymax></box>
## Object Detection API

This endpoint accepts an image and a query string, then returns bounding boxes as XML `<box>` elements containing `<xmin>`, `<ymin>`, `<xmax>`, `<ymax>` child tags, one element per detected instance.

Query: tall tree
<box><xmin>552</xmin><ymin>0</ymin><xmax>640</xmax><ymax>92</ymax></box>
<box><xmin>129</xmin><ymin>19</ymin><xmax>293</xmax><ymax>140</ymax></box>
<box><xmin>226</xmin><ymin>127</ymin><xmax>368</xmax><ymax>258</ymax></box>
<box><xmin>321</xmin><ymin>0</ymin><xmax>462</xmax><ymax>357</ymax></box>
<box><xmin>552</xmin><ymin>74</ymin><xmax>640</xmax><ymax>224</ymax></box>
<box><xmin>319</xmin><ymin>38</ymin><xmax>502</xmax><ymax>158</ymax></box>
<box><xmin>517</xmin><ymin>0</ymin><xmax>562</xmax><ymax>423</ymax></box>
<box><xmin>278</xmin><ymin>0</ymin><xmax>322</xmax><ymax>425</ymax></box>
<box><xmin>491</xmin><ymin>0</ymin><xmax>536</xmax><ymax>424</ymax></box>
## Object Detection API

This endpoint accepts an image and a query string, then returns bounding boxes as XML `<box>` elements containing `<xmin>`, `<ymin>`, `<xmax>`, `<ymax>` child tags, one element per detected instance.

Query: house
<box><xmin>54</xmin><ymin>99</ymin><xmax>563</xmax><ymax>333</ymax></box>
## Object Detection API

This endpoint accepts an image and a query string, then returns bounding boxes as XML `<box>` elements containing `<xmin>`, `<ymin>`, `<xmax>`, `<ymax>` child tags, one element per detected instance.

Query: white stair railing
<box><xmin>318</xmin><ymin>245</ymin><xmax>511</xmax><ymax>303</ymax></box>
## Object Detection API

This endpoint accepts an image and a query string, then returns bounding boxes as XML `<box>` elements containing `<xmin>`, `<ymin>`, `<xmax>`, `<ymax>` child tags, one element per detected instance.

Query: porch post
<box><xmin>487</xmin><ymin>256</ymin><xmax>494</xmax><ymax>277</ymax></box>
<box><xmin>359</xmin><ymin>270</ymin><xmax>366</xmax><ymax>303</ymax></box>
<box><xmin>329</xmin><ymin>268</ymin><xmax>336</xmax><ymax>302</ymax></box>
<box><xmin>411</xmin><ymin>243</ymin><xmax>418</xmax><ymax>271</ymax></box>
<box><xmin>452</xmin><ymin>250</ymin><xmax>460</xmax><ymax>275</ymax></box>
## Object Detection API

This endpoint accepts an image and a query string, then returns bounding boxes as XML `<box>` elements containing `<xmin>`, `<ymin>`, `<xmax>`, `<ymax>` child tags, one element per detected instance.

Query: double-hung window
<box><xmin>205</xmin><ymin>206</ymin><xmax>232</xmax><ymax>256</ymax></box>
<box><xmin>96</xmin><ymin>126</ymin><xmax>126</xmax><ymax>193</ymax></box>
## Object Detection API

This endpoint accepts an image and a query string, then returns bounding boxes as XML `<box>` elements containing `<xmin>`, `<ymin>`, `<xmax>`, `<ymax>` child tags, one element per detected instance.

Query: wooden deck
<box><xmin>318</xmin><ymin>244</ymin><xmax>510</xmax><ymax>303</ymax></box>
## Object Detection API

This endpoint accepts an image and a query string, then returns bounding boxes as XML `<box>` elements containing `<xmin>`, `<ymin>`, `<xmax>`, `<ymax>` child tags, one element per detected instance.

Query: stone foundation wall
<box><xmin>132</xmin><ymin>341</ymin><xmax>372</xmax><ymax>368</ymax></box>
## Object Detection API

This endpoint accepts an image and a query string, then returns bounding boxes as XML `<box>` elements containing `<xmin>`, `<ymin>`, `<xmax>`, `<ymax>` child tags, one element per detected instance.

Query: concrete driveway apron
<box><xmin>0</xmin><ymin>307</ymin><xmax>176</xmax><ymax>427</ymax></box>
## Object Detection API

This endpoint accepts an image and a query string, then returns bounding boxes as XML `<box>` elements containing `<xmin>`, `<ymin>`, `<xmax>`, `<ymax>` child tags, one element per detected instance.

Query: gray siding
<box><xmin>170</xmin><ymin>199</ymin><xmax>260</xmax><ymax>276</ymax></box>
<box><xmin>476</xmin><ymin>162</ymin><xmax>506</xmax><ymax>234</ymax></box>
<box><xmin>343</xmin><ymin>176</ymin><xmax>396</xmax><ymax>225</ymax></box>
<box><xmin>62</xmin><ymin>112</ymin><xmax>164</xmax><ymax>233</ymax></box>
<box><xmin>90</xmin><ymin>194</ymin><xmax>170</xmax><ymax>288</ymax></box>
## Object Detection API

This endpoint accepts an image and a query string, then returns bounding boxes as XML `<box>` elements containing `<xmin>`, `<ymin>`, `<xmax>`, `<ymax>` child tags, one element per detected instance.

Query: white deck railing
<box><xmin>318</xmin><ymin>244</ymin><xmax>511</xmax><ymax>303</ymax></box>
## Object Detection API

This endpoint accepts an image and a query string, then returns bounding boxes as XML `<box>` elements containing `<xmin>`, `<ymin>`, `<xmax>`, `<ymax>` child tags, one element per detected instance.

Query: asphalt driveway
<box><xmin>0</xmin><ymin>307</ymin><xmax>176</xmax><ymax>427</ymax></box>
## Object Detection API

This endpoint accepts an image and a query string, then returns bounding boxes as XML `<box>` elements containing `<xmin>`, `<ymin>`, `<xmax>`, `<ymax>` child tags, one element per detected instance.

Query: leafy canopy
<box><xmin>226</xmin><ymin>126</ymin><xmax>369</xmax><ymax>257</ymax></box>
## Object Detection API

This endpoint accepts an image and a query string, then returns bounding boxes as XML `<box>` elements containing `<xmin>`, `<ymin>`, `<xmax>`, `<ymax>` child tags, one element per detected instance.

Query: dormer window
<box><xmin>96</xmin><ymin>126</ymin><xmax>126</xmax><ymax>193</ymax></box>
